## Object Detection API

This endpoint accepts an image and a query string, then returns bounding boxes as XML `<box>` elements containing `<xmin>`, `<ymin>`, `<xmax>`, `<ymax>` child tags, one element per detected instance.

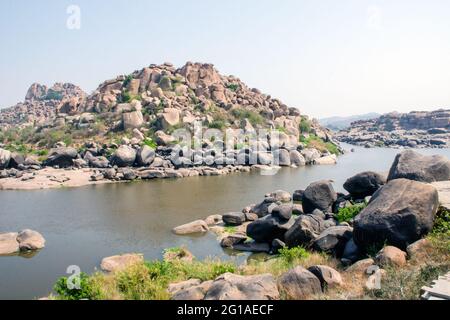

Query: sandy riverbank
<box><xmin>0</xmin><ymin>167</ymin><xmax>114</xmax><ymax>190</ymax></box>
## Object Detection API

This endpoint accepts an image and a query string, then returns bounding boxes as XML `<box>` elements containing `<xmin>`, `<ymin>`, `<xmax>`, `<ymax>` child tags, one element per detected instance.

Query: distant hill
<box><xmin>319</xmin><ymin>113</ymin><xmax>380</xmax><ymax>131</ymax></box>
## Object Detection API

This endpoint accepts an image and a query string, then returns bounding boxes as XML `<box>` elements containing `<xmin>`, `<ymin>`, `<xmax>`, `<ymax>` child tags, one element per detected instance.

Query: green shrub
<box><xmin>227</xmin><ymin>83</ymin><xmax>239</xmax><ymax>92</ymax></box>
<box><xmin>231</xmin><ymin>108</ymin><xmax>264</xmax><ymax>126</ymax></box>
<box><xmin>54</xmin><ymin>272</ymin><xmax>100</xmax><ymax>300</ymax></box>
<box><xmin>208</xmin><ymin>120</ymin><xmax>226</xmax><ymax>130</ymax></box>
<box><xmin>299</xmin><ymin>118</ymin><xmax>311</xmax><ymax>133</ymax></box>
<box><xmin>432</xmin><ymin>207</ymin><xmax>450</xmax><ymax>235</ymax></box>
<box><xmin>300</xmin><ymin>134</ymin><xmax>340</xmax><ymax>155</ymax></box>
<box><xmin>278</xmin><ymin>246</ymin><xmax>309</xmax><ymax>264</ymax></box>
<box><xmin>123</xmin><ymin>74</ymin><xmax>133</xmax><ymax>87</ymax></box>
<box><xmin>336</xmin><ymin>203</ymin><xmax>367</xmax><ymax>223</ymax></box>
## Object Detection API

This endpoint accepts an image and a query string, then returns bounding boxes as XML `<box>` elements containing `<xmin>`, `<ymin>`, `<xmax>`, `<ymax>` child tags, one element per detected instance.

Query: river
<box><xmin>1</xmin><ymin>144</ymin><xmax>449</xmax><ymax>299</ymax></box>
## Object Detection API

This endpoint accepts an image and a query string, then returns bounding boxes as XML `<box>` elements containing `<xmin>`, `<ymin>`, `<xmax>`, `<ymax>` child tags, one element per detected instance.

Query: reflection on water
<box><xmin>0</xmin><ymin>144</ymin><xmax>449</xmax><ymax>299</ymax></box>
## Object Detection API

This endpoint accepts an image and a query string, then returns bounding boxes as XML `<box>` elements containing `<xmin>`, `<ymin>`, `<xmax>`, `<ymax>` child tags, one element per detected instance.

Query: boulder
<box><xmin>136</xmin><ymin>145</ymin><xmax>155</xmax><ymax>166</ymax></box>
<box><xmin>232</xmin><ymin>242</ymin><xmax>271</xmax><ymax>253</ymax></box>
<box><xmin>44</xmin><ymin>147</ymin><xmax>78</xmax><ymax>168</ymax></box>
<box><xmin>312</xmin><ymin>226</ymin><xmax>353</xmax><ymax>257</ymax></box>
<box><xmin>204</xmin><ymin>214</ymin><xmax>223</xmax><ymax>226</ymax></box>
<box><xmin>222</xmin><ymin>212</ymin><xmax>246</xmax><ymax>226</ymax></box>
<box><xmin>266</xmin><ymin>190</ymin><xmax>292</xmax><ymax>202</ymax></box>
<box><xmin>246</xmin><ymin>215</ymin><xmax>295</xmax><ymax>243</ymax></box>
<box><xmin>205</xmin><ymin>273</ymin><xmax>279</xmax><ymax>300</ymax></box>
<box><xmin>341</xmin><ymin>238</ymin><xmax>360</xmax><ymax>263</ymax></box>
<box><xmin>271</xmin><ymin>239</ymin><xmax>286</xmax><ymax>253</ymax></box>
<box><xmin>278</xmin><ymin>266</ymin><xmax>322</xmax><ymax>299</ymax></box>
<box><xmin>301</xmin><ymin>148</ymin><xmax>321</xmax><ymax>164</ymax></box>
<box><xmin>406</xmin><ymin>239</ymin><xmax>433</xmax><ymax>261</ymax></box>
<box><xmin>100</xmin><ymin>253</ymin><xmax>144</xmax><ymax>272</ymax></box>
<box><xmin>307</xmin><ymin>265</ymin><xmax>343</xmax><ymax>289</ymax></box>
<box><xmin>220</xmin><ymin>233</ymin><xmax>247</xmax><ymax>248</ymax></box>
<box><xmin>274</xmin><ymin>149</ymin><xmax>291</xmax><ymax>166</ymax></box>
<box><xmin>159</xmin><ymin>108</ymin><xmax>180</xmax><ymax>130</ymax></box>
<box><xmin>284</xmin><ymin>214</ymin><xmax>327</xmax><ymax>247</ymax></box>
<box><xmin>271</xmin><ymin>204</ymin><xmax>293</xmax><ymax>221</ymax></box>
<box><xmin>302</xmin><ymin>180</ymin><xmax>337</xmax><ymax>213</ymax></box>
<box><xmin>0</xmin><ymin>148</ymin><xmax>12</xmax><ymax>169</ymax></box>
<box><xmin>343</xmin><ymin>171</ymin><xmax>387</xmax><ymax>198</ymax></box>
<box><xmin>250</xmin><ymin>198</ymin><xmax>279</xmax><ymax>218</ymax></box>
<box><xmin>353</xmin><ymin>179</ymin><xmax>439</xmax><ymax>250</ymax></box>
<box><xmin>313</xmin><ymin>154</ymin><xmax>337</xmax><ymax>165</ymax></box>
<box><xmin>375</xmin><ymin>246</ymin><xmax>407</xmax><ymax>267</ymax></box>
<box><xmin>171</xmin><ymin>280</ymin><xmax>213</xmax><ymax>300</ymax></box>
<box><xmin>172</xmin><ymin>220</ymin><xmax>209</xmax><ymax>235</ymax></box>
<box><xmin>111</xmin><ymin>145</ymin><xmax>136</xmax><ymax>167</ymax></box>
<box><xmin>17</xmin><ymin>229</ymin><xmax>45</xmax><ymax>251</ymax></box>
<box><xmin>155</xmin><ymin>131</ymin><xmax>176</xmax><ymax>146</ymax></box>
<box><xmin>290</xmin><ymin>150</ymin><xmax>306</xmax><ymax>167</ymax></box>
<box><xmin>387</xmin><ymin>150</ymin><xmax>450</xmax><ymax>182</ymax></box>
<box><xmin>293</xmin><ymin>190</ymin><xmax>304</xmax><ymax>202</ymax></box>
<box><xmin>345</xmin><ymin>258</ymin><xmax>375</xmax><ymax>274</ymax></box>
<box><xmin>8</xmin><ymin>152</ymin><xmax>25</xmax><ymax>168</ymax></box>
<box><xmin>0</xmin><ymin>232</ymin><xmax>19</xmax><ymax>255</ymax></box>
<box><xmin>122</xmin><ymin>110</ymin><xmax>144</xmax><ymax>130</ymax></box>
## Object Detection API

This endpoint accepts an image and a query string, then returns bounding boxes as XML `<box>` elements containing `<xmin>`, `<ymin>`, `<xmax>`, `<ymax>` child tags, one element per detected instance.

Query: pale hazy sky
<box><xmin>1</xmin><ymin>0</ymin><xmax>450</xmax><ymax>118</ymax></box>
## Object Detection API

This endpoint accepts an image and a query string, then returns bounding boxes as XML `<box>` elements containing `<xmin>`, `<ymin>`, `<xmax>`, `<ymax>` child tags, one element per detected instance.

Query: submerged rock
<box><xmin>172</xmin><ymin>220</ymin><xmax>209</xmax><ymax>235</ymax></box>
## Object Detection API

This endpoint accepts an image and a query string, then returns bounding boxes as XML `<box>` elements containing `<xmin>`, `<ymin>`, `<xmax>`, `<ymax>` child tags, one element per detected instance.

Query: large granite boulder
<box><xmin>44</xmin><ymin>147</ymin><xmax>78</xmax><ymax>168</ymax></box>
<box><xmin>353</xmin><ymin>178</ymin><xmax>439</xmax><ymax>250</ymax></box>
<box><xmin>205</xmin><ymin>273</ymin><xmax>279</xmax><ymax>300</ymax></box>
<box><xmin>302</xmin><ymin>180</ymin><xmax>337</xmax><ymax>213</ymax></box>
<box><xmin>16</xmin><ymin>229</ymin><xmax>45</xmax><ymax>251</ymax></box>
<box><xmin>246</xmin><ymin>215</ymin><xmax>295</xmax><ymax>243</ymax></box>
<box><xmin>284</xmin><ymin>214</ymin><xmax>327</xmax><ymax>247</ymax></box>
<box><xmin>122</xmin><ymin>110</ymin><xmax>144</xmax><ymax>130</ymax></box>
<box><xmin>343</xmin><ymin>171</ymin><xmax>387</xmax><ymax>198</ymax></box>
<box><xmin>278</xmin><ymin>266</ymin><xmax>322</xmax><ymax>299</ymax></box>
<box><xmin>387</xmin><ymin>150</ymin><xmax>450</xmax><ymax>182</ymax></box>
<box><xmin>111</xmin><ymin>145</ymin><xmax>136</xmax><ymax>167</ymax></box>
<box><xmin>307</xmin><ymin>265</ymin><xmax>343</xmax><ymax>289</ymax></box>
<box><xmin>222</xmin><ymin>212</ymin><xmax>246</xmax><ymax>226</ymax></box>
<box><xmin>136</xmin><ymin>145</ymin><xmax>155</xmax><ymax>166</ymax></box>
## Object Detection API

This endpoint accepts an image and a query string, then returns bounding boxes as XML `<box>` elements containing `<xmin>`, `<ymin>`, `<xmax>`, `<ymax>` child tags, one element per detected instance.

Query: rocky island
<box><xmin>335</xmin><ymin>109</ymin><xmax>450</xmax><ymax>148</ymax></box>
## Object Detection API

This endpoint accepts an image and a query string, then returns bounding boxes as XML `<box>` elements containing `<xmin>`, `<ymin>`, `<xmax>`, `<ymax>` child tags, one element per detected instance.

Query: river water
<box><xmin>1</xmin><ymin>144</ymin><xmax>449</xmax><ymax>299</ymax></box>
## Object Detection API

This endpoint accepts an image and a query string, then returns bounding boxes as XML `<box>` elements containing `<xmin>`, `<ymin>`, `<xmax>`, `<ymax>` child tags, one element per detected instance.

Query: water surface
<box><xmin>1</xmin><ymin>144</ymin><xmax>449</xmax><ymax>299</ymax></box>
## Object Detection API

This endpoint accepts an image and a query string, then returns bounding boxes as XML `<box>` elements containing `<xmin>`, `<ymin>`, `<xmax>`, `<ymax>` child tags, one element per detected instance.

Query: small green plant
<box><xmin>336</xmin><ymin>203</ymin><xmax>367</xmax><ymax>223</ymax></box>
<box><xmin>121</xmin><ymin>91</ymin><xmax>141</xmax><ymax>103</ymax></box>
<box><xmin>300</xmin><ymin>134</ymin><xmax>340</xmax><ymax>155</ymax></box>
<box><xmin>142</xmin><ymin>137</ymin><xmax>157</xmax><ymax>149</ymax></box>
<box><xmin>54</xmin><ymin>272</ymin><xmax>100</xmax><ymax>300</ymax></box>
<box><xmin>208</xmin><ymin>120</ymin><xmax>226</xmax><ymax>130</ymax></box>
<box><xmin>224</xmin><ymin>226</ymin><xmax>237</xmax><ymax>234</ymax></box>
<box><xmin>227</xmin><ymin>83</ymin><xmax>239</xmax><ymax>92</ymax></box>
<box><xmin>278</xmin><ymin>246</ymin><xmax>309</xmax><ymax>264</ymax></box>
<box><xmin>276</xmin><ymin>126</ymin><xmax>287</xmax><ymax>134</ymax></box>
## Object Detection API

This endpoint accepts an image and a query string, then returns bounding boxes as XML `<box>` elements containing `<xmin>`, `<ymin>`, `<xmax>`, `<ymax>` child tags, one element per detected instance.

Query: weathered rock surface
<box><xmin>246</xmin><ymin>215</ymin><xmax>295</xmax><ymax>243</ymax></box>
<box><xmin>343</xmin><ymin>171</ymin><xmax>387</xmax><ymax>198</ymax></box>
<box><xmin>111</xmin><ymin>145</ymin><xmax>136</xmax><ymax>167</ymax></box>
<box><xmin>353</xmin><ymin>178</ymin><xmax>439</xmax><ymax>250</ymax></box>
<box><xmin>100</xmin><ymin>253</ymin><xmax>144</xmax><ymax>272</ymax></box>
<box><xmin>16</xmin><ymin>229</ymin><xmax>45</xmax><ymax>251</ymax></box>
<box><xmin>284</xmin><ymin>214</ymin><xmax>327</xmax><ymax>247</ymax></box>
<box><xmin>387</xmin><ymin>150</ymin><xmax>450</xmax><ymax>183</ymax></box>
<box><xmin>172</xmin><ymin>220</ymin><xmax>209</xmax><ymax>235</ymax></box>
<box><xmin>312</xmin><ymin>226</ymin><xmax>353</xmax><ymax>257</ymax></box>
<box><xmin>375</xmin><ymin>246</ymin><xmax>407</xmax><ymax>267</ymax></box>
<box><xmin>222</xmin><ymin>212</ymin><xmax>246</xmax><ymax>226</ymax></box>
<box><xmin>302</xmin><ymin>180</ymin><xmax>337</xmax><ymax>213</ymax></box>
<box><xmin>0</xmin><ymin>232</ymin><xmax>19</xmax><ymax>255</ymax></box>
<box><xmin>278</xmin><ymin>266</ymin><xmax>322</xmax><ymax>299</ymax></box>
<box><xmin>205</xmin><ymin>273</ymin><xmax>279</xmax><ymax>300</ymax></box>
<box><xmin>307</xmin><ymin>265</ymin><xmax>343</xmax><ymax>289</ymax></box>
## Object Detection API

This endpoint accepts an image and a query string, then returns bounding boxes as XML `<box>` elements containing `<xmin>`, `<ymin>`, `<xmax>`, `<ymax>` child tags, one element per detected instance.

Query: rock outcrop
<box><xmin>336</xmin><ymin>109</ymin><xmax>450</xmax><ymax>148</ymax></box>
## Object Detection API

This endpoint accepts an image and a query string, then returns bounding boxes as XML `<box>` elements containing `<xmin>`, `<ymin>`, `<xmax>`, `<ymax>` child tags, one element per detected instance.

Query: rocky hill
<box><xmin>336</xmin><ymin>109</ymin><xmax>450</xmax><ymax>148</ymax></box>
<box><xmin>0</xmin><ymin>62</ymin><xmax>340</xmax><ymax>183</ymax></box>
